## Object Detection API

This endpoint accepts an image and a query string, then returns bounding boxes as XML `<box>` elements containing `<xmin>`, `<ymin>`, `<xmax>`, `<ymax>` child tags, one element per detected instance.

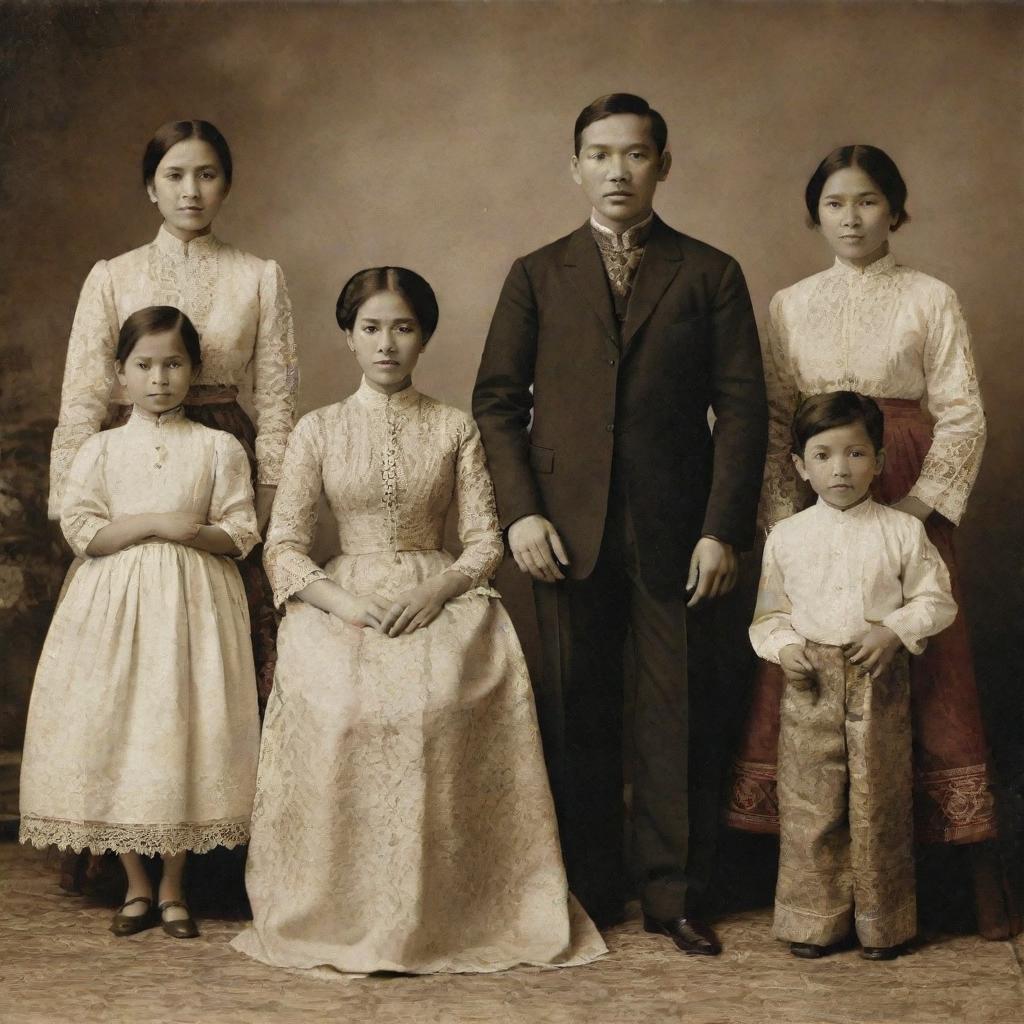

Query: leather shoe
<box><xmin>158</xmin><ymin>900</ymin><xmax>200</xmax><ymax>939</ymax></box>
<box><xmin>790</xmin><ymin>942</ymin><xmax>826</xmax><ymax>959</ymax></box>
<box><xmin>860</xmin><ymin>944</ymin><xmax>902</xmax><ymax>961</ymax></box>
<box><xmin>110</xmin><ymin>896</ymin><xmax>157</xmax><ymax>936</ymax></box>
<box><xmin>643</xmin><ymin>913</ymin><xmax>722</xmax><ymax>956</ymax></box>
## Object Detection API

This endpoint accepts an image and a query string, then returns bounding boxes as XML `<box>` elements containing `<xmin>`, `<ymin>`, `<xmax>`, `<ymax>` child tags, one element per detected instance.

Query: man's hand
<box><xmin>779</xmin><ymin>643</ymin><xmax>816</xmax><ymax>691</ymax></box>
<box><xmin>508</xmin><ymin>514</ymin><xmax>569</xmax><ymax>583</ymax></box>
<box><xmin>685</xmin><ymin>537</ymin><xmax>737</xmax><ymax>608</ymax></box>
<box><xmin>845</xmin><ymin>625</ymin><xmax>904</xmax><ymax>680</ymax></box>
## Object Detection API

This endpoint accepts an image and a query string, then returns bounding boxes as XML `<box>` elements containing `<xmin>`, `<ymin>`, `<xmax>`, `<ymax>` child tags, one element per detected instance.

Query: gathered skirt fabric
<box><xmin>726</xmin><ymin>399</ymin><xmax>997</xmax><ymax>845</ymax></box>
<box><xmin>103</xmin><ymin>398</ymin><xmax>278</xmax><ymax>708</ymax></box>
<box><xmin>20</xmin><ymin>542</ymin><xmax>260</xmax><ymax>855</ymax></box>
<box><xmin>231</xmin><ymin>549</ymin><xmax>607</xmax><ymax>976</ymax></box>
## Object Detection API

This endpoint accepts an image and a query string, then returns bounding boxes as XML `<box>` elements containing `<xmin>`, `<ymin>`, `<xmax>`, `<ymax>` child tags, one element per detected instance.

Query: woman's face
<box><xmin>346</xmin><ymin>290</ymin><xmax>425</xmax><ymax>395</ymax></box>
<box><xmin>115</xmin><ymin>329</ymin><xmax>196</xmax><ymax>416</ymax></box>
<box><xmin>817</xmin><ymin>165</ymin><xmax>897</xmax><ymax>267</ymax></box>
<box><xmin>147</xmin><ymin>138</ymin><xmax>229</xmax><ymax>242</ymax></box>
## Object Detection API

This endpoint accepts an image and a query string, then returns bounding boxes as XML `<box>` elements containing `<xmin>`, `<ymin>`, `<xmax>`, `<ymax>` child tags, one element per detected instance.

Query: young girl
<box><xmin>21</xmin><ymin>306</ymin><xmax>261</xmax><ymax>938</ymax></box>
<box><xmin>231</xmin><ymin>268</ymin><xmax>605</xmax><ymax>975</ymax></box>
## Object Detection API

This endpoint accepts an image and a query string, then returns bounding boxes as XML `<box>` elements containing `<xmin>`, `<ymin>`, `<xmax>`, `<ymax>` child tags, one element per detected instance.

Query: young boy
<box><xmin>750</xmin><ymin>391</ymin><xmax>957</xmax><ymax>961</ymax></box>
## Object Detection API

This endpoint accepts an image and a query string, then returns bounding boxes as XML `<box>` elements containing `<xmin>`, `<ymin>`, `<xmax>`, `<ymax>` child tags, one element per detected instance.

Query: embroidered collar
<box><xmin>831</xmin><ymin>251</ymin><xmax>897</xmax><ymax>278</ymax></box>
<box><xmin>814</xmin><ymin>494</ymin><xmax>876</xmax><ymax>521</ymax></box>
<box><xmin>355</xmin><ymin>377</ymin><xmax>420</xmax><ymax>410</ymax></box>
<box><xmin>590</xmin><ymin>212</ymin><xmax>653</xmax><ymax>251</ymax></box>
<box><xmin>154</xmin><ymin>223</ymin><xmax>221</xmax><ymax>259</ymax></box>
<box><xmin>128</xmin><ymin>404</ymin><xmax>187</xmax><ymax>427</ymax></box>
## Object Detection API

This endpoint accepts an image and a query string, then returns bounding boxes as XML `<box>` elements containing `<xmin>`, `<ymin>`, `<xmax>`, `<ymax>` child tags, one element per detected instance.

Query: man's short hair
<box><xmin>573</xmin><ymin>94</ymin><xmax>668</xmax><ymax>156</ymax></box>
<box><xmin>792</xmin><ymin>391</ymin><xmax>885</xmax><ymax>456</ymax></box>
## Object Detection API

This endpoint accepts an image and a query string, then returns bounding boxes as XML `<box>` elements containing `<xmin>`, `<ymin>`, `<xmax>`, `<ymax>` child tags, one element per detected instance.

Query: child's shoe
<box><xmin>789</xmin><ymin>942</ymin><xmax>826</xmax><ymax>959</ymax></box>
<box><xmin>158</xmin><ymin>900</ymin><xmax>200</xmax><ymax>939</ymax></box>
<box><xmin>860</xmin><ymin>944</ymin><xmax>903</xmax><ymax>961</ymax></box>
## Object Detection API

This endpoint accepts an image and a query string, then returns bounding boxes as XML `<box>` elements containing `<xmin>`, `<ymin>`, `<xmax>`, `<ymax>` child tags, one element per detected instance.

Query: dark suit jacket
<box><xmin>473</xmin><ymin>215</ymin><xmax>768</xmax><ymax>597</ymax></box>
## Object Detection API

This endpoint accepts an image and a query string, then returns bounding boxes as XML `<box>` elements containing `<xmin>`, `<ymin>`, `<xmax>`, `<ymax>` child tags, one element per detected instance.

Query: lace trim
<box><xmin>19</xmin><ymin>815</ymin><xmax>250</xmax><ymax>856</ymax></box>
<box><xmin>381</xmin><ymin>400</ymin><xmax>400</xmax><ymax>557</ymax></box>
<box><xmin>147</xmin><ymin>236</ymin><xmax>221</xmax><ymax>334</ymax></box>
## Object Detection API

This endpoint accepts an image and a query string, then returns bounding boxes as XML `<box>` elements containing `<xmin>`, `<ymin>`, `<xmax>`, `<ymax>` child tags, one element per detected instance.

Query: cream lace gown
<box><xmin>231</xmin><ymin>381</ymin><xmax>606</xmax><ymax>975</ymax></box>
<box><xmin>19</xmin><ymin>408</ymin><xmax>261</xmax><ymax>855</ymax></box>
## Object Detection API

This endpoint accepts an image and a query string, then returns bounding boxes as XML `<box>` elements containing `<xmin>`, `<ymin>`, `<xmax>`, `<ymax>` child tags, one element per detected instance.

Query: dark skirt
<box><xmin>725</xmin><ymin>398</ymin><xmax>997</xmax><ymax>846</ymax></box>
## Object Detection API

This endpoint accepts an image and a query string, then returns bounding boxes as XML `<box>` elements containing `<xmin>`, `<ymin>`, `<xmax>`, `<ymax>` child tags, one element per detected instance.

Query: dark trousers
<box><xmin>533</xmin><ymin>486</ymin><xmax>709</xmax><ymax>923</ymax></box>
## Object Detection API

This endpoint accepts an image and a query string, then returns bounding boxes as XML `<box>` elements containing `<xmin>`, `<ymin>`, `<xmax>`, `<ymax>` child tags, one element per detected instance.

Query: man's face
<box><xmin>571</xmin><ymin>113</ymin><xmax>670</xmax><ymax>231</ymax></box>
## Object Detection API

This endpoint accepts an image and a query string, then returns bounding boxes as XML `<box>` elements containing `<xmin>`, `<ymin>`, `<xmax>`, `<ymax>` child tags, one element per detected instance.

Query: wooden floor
<box><xmin>2</xmin><ymin>842</ymin><xmax>1021</xmax><ymax>1024</ymax></box>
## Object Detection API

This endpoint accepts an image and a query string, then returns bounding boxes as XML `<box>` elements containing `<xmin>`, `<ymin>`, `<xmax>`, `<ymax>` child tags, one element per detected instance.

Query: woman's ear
<box><xmin>146</xmin><ymin>182</ymin><xmax>158</xmax><ymax>204</ymax></box>
<box><xmin>345</xmin><ymin>331</ymin><xmax>356</xmax><ymax>353</ymax></box>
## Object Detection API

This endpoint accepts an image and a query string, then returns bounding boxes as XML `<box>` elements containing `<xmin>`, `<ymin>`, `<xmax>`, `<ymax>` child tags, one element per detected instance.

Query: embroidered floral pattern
<box><xmin>49</xmin><ymin>226</ymin><xmax>297</xmax><ymax>515</ymax></box>
<box><xmin>760</xmin><ymin>256</ymin><xmax>986</xmax><ymax>528</ymax></box>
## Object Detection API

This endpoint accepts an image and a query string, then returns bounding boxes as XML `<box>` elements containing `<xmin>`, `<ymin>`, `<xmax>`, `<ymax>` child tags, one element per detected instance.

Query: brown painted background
<box><xmin>0</xmin><ymin>2</ymin><xmax>1021</xmax><ymax>826</ymax></box>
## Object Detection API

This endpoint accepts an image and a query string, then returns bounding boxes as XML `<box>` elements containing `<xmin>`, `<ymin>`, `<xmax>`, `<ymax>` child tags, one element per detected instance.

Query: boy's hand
<box><xmin>845</xmin><ymin>625</ymin><xmax>903</xmax><ymax>679</ymax></box>
<box><xmin>779</xmin><ymin>643</ymin><xmax>816</xmax><ymax>690</ymax></box>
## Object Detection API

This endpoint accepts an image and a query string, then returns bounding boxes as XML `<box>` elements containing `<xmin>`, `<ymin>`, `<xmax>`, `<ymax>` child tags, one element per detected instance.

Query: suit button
<box><xmin>606</xmin><ymin>423</ymin><xmax>614</xmax><ymax>432</ymax></box>
<box><xmin>608</xmin><ymin>358</ymin><xmax>616</xmax><ymax>366</ymax></box>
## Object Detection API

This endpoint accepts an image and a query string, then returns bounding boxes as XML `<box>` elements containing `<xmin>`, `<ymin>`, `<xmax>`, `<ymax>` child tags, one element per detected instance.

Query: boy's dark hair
<box><xmin>574</xmin><ymin>93</ymin><xmax>668</xmax><ymax>156</ymax></box>
<box><xmin>116</xmin><ymin>306</ymin><xmax>202</xmax><ymax>366</ymax></box>
<box><xmin>792</xmin><ymin>391</ymin><xmax>885</xmax><ymax>456</ymax></box>
<box><xmin>804</xmin><ymin>144</ymin><xmax>909</xmax><ymax>230</ymax></box>
<box><xmin>336</xmin><ymin>267</ymin><xmax>440</xmax><ymax>344</ymax></box>
<box><xmin>142</xmin><ymin>120</ymin><xmax>233</xmax><ymax>188</ymax></box>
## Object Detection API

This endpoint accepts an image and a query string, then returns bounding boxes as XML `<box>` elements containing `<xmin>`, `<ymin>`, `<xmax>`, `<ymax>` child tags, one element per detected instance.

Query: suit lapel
<box><xmin>564</xmin><ymin>224</ymin><xmax>619</xmax><ymax>353</ymax></box>
<box><xmin>621</xmin><ymin>216</ymin><xmax>685</xmax><ymax>348</ymax></box>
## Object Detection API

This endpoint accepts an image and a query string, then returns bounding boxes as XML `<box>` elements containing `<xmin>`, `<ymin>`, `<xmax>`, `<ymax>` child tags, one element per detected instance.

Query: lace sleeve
<box><xmin>909</xmin><ymin>285</ymin><xmax>986</xmax><ymax>525</ymax></box>
<box><xmin>758</xmin><ymin>292</ymin><xmax>802</xmax><ymax>531</ymax></box>
<box><xmin>444</xmin><ymin>415</ymin><xmax>504</xmax><ymax>587</ymax></box>
<box><xmin>263</xmin><ymin>414</ymin><xmax>329</xmax><ymax>606</ymax></box>
<box><xmin>48</xmin><ymin>261</ymin><xmax>119</xmax><ymax>519</ymax></box>
<box><xmin>59</xmin><ymin>435</ymin><xmax>112</xmax><ymax>558</ymax></box>
<box><xmin>209</xmin><ymin>434</ymin><xmax>260</xmax><ymax>559</ymax></box>
<box><xmin>252</xmin><ymin>260</ymin><xmax>298</xmax><ymax>487</ymax></box>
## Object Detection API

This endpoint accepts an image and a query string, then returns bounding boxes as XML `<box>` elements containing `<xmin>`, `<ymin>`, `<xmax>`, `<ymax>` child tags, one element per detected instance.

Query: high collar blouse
<box><xmin>49</xmin><ymin>225</ymin><xmax>297</xmax><ymax>516</ymax></box>
<box><xmin>760</xmin><ymin>254</ymin><xmax>986</xmax><ymax>527</ymax></box>
<box><xmin>263</xmin><ymin>379</ymin><xmax>504</xmax><ymax>607</ymax></box>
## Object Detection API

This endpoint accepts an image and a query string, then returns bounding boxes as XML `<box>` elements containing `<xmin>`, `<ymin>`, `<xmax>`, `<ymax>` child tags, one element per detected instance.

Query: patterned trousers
<box><xmin>774</xmin><ymin>642</ymin><xmax>916</xmax><ymax>949</ymax></box>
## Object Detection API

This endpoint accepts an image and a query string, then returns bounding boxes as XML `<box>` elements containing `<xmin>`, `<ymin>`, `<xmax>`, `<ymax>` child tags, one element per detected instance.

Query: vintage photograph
<box><xmin>0</xmin><ymin>2</ymin><xmax>1021</xmax><ymax>1022</ymax></box>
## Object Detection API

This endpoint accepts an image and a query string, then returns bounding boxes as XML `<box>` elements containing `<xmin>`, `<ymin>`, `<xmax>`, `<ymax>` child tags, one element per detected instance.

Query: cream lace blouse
<box><xmin>761</xmin><ymin>254</ymin><xmax>985</xmax><ymax>527</ymax></box>
<box><xmin>49</xmin><ymin>225</ymin><xmax>297</xmax><ymax>516</ymax></box>
<box><xmin>264</xmin><ymin>381</ymin><xmax>504</xmax><ymax>608</ymax></box>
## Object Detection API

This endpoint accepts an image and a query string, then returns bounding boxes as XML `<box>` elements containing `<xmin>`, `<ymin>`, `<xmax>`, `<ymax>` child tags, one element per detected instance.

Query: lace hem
<box><xmin>18</xmin><ymin>815</ymin><xmax>251</xmax><ymax>856</ymax></box>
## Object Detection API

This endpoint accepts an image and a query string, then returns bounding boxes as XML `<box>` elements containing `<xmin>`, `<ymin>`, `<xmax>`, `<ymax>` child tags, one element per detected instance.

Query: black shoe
<box><xmin>790</xmin><ymin>942</ymin><xmax>826</xmax><ymax>959</ymax></box>
<box><xmin>860</xmin><ymin>944</ymin><xmax>902</xmax><ymax>961</ymax></box>
<box><xmin>643</xmin><ymin>913</ymin><xmax>722</xmax><ymax>956</ymax></box>
<box><xmin>110</xmin><ymin>896</ymin><xmax>157</xmax><ymax>936</ymax></box>
<box><xmin>158</xmin><ymin>900</ymin><xmax>200</xmax><ymax>939</ymax></box>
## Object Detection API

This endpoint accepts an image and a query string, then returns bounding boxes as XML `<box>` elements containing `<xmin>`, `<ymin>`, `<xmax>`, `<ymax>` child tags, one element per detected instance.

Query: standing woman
<box><xmin>725</xmin><ymin>145</ymin><xmax>1019</xmax><ymax>939</ymax></box>
<box><xmin>47</xmin><ymin>119</ymin><xmax>297</xmax><ymax>891</ymax></box>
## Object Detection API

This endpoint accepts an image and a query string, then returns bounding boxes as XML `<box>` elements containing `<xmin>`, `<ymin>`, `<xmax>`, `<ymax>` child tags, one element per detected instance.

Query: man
<box><xmin>472</xmin><ymin>94</ymin><xmax>767</xmax><ymax>955</ymax></box>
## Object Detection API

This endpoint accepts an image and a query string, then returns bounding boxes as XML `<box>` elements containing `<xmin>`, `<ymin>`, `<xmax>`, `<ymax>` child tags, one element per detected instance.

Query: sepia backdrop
<box><xmin>0</xmin><ymin>1</ymin><xmax>1021</xmax><ymax>850</ymax></box>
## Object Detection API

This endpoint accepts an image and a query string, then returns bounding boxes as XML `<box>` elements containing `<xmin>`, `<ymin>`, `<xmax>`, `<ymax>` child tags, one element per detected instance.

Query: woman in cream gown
<box><xmin>232</xmin><ymin>267</ymin><xmax>605</xmax><ymax>975</ymax></box>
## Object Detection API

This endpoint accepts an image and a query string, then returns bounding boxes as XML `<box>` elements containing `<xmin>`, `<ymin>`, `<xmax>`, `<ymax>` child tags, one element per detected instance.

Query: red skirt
<box><xmin>725</xmin><ymin>398</ymin><xmax>997</xmax><ymax>845</ymax></box>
